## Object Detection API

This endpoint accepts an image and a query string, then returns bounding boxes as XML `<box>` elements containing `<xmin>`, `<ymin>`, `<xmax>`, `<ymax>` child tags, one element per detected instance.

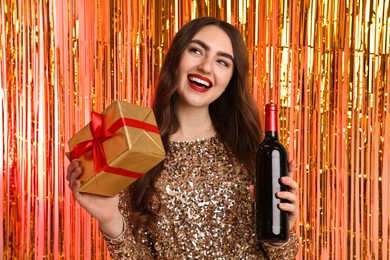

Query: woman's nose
<box><xmin>197</xmin><ymin>57</ymin><xmax>212</xmax><ymax>74</ymax></box>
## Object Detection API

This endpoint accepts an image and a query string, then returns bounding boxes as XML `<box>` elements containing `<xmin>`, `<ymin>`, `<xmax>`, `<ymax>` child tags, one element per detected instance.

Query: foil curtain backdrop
<box><xmin>1</xmin><ymin>0</ymin><xmax>389</xmax><ymax>259</ymax></box>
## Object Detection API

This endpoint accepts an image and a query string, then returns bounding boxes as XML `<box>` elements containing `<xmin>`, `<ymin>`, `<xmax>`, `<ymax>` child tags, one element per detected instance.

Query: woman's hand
<box><xmin>276</xmin><ymin>160</ymin><xmax>298</xmax><ymax>228</ymax></box>
<box><xmin>66</xmin><ymin>154</ymin><xmax>123</xmax><ymax>238</ymax></box>
<box><xmin>249</xmin><ymin>160</ymin><xmax>299</xmax><ymax>229</ymax></box>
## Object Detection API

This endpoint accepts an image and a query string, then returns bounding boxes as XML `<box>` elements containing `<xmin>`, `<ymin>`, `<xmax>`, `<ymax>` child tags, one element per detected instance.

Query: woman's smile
<box><xmin>187</xmin><ymin>73</ymin><xmax>213</xmax><ymax>92</ymax></box>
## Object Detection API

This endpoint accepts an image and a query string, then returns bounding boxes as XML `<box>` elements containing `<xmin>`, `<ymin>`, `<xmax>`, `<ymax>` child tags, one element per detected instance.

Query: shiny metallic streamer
<box><xmin>1</xmin><ymin>0</ymin><xmax>389</xmax><ymax>259</ymax></box>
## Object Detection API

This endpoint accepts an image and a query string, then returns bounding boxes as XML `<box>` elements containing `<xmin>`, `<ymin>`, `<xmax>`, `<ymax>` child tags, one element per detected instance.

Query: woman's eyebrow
<box><xmin>189</xmin><ymin>39</ymin><xmax>234</xmax><ymax>62</ymax></box>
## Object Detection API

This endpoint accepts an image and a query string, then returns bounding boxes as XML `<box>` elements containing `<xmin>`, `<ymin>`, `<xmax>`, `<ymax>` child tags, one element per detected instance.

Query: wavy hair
<box><xmin>129</xmin><ymin>17</ymin><xmax>263</xmax><ymax>240</ymax></box>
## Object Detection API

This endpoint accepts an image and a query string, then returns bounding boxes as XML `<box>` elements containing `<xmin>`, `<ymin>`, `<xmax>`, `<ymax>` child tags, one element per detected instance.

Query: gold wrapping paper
<box><xmin>68</xmin><ymin>100</ymin><xmax>165</xmax><ymax>196</ymax></box>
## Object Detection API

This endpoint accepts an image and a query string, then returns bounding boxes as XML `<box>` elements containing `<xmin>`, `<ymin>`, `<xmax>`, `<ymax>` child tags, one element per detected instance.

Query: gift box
<box><xmin>68</xmin><ymin>100</ymin><xmax>166</xmax><ymax>196</ymax></box>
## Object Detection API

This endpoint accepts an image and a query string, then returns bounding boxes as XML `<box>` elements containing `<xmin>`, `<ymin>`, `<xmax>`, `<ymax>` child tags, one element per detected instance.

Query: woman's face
<box><xmin>175</xmin><ymin>25</ymin><xmax>234</xmax><ymax>109</ymax></box>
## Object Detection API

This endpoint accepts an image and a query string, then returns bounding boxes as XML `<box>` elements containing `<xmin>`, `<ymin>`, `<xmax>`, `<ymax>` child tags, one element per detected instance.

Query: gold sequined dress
<box><xmin>104</xmin><ymin>136</ymin><xmax>299</xmax><ymax>259</ymax></box>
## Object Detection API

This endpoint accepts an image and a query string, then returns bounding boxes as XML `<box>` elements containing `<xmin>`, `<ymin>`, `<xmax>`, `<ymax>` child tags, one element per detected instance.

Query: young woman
<box><xmin>67</xmin><ymin>17</ymin><xmax>299</xmax><ymax>259</ymax></box>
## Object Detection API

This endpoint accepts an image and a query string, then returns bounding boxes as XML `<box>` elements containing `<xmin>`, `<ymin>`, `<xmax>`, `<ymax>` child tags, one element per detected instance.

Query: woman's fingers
<box><xmin>278</xmin><ymin>176</ymin><xmax>298</xmax><ymax>205</ymax></box>
<box><xmin>276</xmin><ymin>191</ymin><xmax>297</xmax><ymax>206</ymax></box>
<box><xmin>277</xmin><ymin>200</ymin><xmax>297</xmax><ymax>213</ymax></box>
<box><xmin>288</xmin><ymin>160</ymin><xmax>296</xmax><ymax>178</ymax></box>
<box><xmin>66</xmin><ymin>159</ymin><xmax>84</xmax><ymax>202</ymax></box>
<box><xmin>66</xmin><ymin>160</ymin><xmax>79</xmax><ymax>180</ymax></box>
<box><xmin>68</xmin><ymin>166</ymin><xmax>82</xmax><ymax>189</ymax></box>
<box><xmin>277</xmin><ymin>171</ymin><xmax>299</xmax><ymax>226</ymax></box>
<box><xmin>280</xmin><ymin>176</ymin><xmax>298</xmax><ymax>194</ymax></box>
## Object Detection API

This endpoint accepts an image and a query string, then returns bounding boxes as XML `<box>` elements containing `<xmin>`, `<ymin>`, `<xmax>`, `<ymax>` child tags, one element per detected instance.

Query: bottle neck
<box><xmin>264</xmin><ymin>103</ymin><xmax>279</xmax><ymax>140</ymax></box>
<box><xmin>264</xmin><ymin>131</ymin><xmax>279</xmax><ymax>140</ymax></box>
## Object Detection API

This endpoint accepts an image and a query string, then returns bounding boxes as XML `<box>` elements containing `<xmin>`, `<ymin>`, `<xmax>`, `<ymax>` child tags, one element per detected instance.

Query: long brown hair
<box><xmin>129</xmin><ymin>17</ymin><xmax>263</xmax><ymax>240</ymax></box>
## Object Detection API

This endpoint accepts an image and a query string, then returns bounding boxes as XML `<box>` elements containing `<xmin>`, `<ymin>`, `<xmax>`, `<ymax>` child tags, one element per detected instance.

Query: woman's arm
<box><xmin>66</xmin><ymin>157</ymin><xmax>154</xmax><ymax>259</ymax></box>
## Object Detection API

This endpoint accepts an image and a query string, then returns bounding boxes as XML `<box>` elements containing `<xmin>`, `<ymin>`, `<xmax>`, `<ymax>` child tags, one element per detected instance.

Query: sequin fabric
<box><xmin>104</xmin><ymin>136</ymin><xmax>299</xmax><ymax>259</ymax></box>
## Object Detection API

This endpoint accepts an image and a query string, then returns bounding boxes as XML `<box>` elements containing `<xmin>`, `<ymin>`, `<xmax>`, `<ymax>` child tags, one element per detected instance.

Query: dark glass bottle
<box><xmin>255</xmin><ymin>102</ymin><xmax>289</xmax><ymax>242</ymax></box>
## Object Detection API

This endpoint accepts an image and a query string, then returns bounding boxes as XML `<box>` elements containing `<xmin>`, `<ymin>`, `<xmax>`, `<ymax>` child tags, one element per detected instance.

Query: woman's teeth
<box><xmin>188</xmin><ymin>76</ymin><xmax>211</xmax><ymax>88</ymax></box>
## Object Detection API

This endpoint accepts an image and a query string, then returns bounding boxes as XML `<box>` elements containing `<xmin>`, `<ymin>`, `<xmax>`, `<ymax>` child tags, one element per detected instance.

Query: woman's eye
<box><xmin>218</xmin><ymin>59</ymin><xmax>229</xmax><ymax>67</ymax></box>
<box><xmin>189</xmin><ymin>47</ymin><xmax>202</xmax><ymax>55</ymax></box>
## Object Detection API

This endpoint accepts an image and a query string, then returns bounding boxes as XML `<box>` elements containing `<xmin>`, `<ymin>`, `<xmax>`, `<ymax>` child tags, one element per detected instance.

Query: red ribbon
<box><xmin>69</xmin><ymin>111</ymin><xmax>160</xmax><ymax>178</ymax></box>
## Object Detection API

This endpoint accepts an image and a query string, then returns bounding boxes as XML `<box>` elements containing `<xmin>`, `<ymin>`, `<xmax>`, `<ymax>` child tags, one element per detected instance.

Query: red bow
<box><xmin>69</xmin><ymin>112</ymin><xmax>113</xmax><ymax>173</ymax></box>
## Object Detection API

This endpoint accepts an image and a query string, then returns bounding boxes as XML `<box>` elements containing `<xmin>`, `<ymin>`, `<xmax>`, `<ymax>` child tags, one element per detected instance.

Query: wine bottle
<box><xmin>255</xmin><ymin>102</ymin><xmax>289</xmax><ymax>242</ymax></box>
